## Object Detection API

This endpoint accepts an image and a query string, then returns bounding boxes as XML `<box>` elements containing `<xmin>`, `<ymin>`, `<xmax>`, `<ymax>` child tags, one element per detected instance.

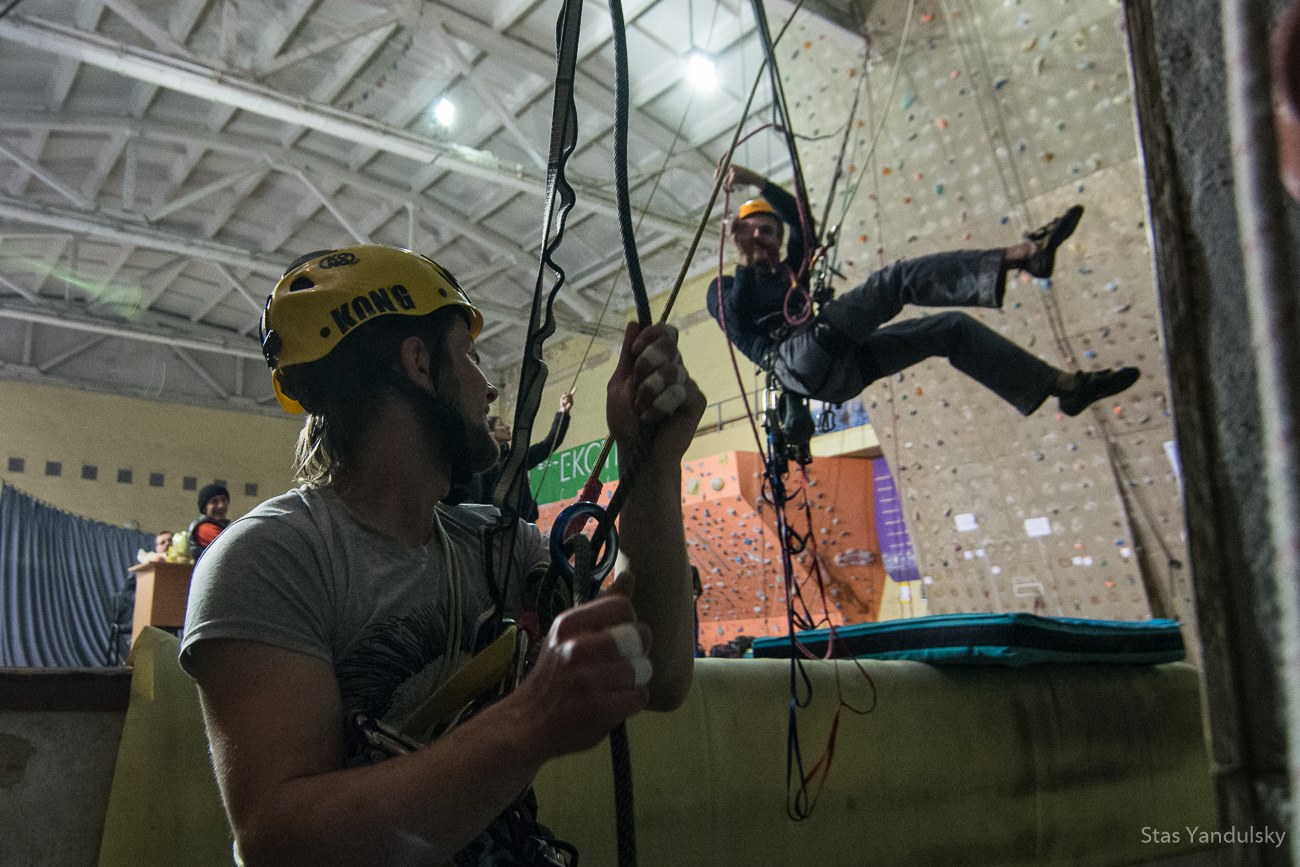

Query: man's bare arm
<box><xmin>192</xmin><ymin>595</ymin><xmax>648</xmax><ymax>867</ymax></box>
<box><xmin>604</xmin><ymin>323</ymin><xmax>707</xmax><ymax>711</ymax></box>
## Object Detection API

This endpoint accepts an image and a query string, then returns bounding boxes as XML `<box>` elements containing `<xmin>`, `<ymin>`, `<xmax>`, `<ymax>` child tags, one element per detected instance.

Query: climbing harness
<box><xmin>351</xmin><ymin>512</ymin><xmax>577</xmax><ymax>866</ymax></box>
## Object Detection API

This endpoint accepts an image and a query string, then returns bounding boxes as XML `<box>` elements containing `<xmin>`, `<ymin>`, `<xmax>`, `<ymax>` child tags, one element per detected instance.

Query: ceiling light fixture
<box><xmin>433</xmin><ymin>96</ymin><xmax>456</xmax><ymax>127</ymax></box>
<box><xmin>686</xmin><ymin>51</ymin><xmax>716</xmax><ymax>92</ymax></box>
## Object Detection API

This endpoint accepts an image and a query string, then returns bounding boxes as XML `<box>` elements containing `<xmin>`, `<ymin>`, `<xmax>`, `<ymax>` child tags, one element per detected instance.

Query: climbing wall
<box><xmin>537</xmin><ymin>451</ymin><xmax>887</xmax><ymax>651</ymax></box>
<box><xmin>746</xmin><ymin>0</ymin><xmax>1190</xmax><ymax>629</ymax></box>
<box><xmin>689</xmin><ymin>451</ymin><xmax>887</xmax><ymax>646</ymax></box>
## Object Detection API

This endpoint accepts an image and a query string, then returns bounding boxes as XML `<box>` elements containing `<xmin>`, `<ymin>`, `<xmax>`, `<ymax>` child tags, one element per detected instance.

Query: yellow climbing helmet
<box><xmin>737</xmin><ymin>197</ymin><xmax>778</xmax><ymax>221</ymax></box>
<box><xmin>260</xmin><ymin>245</ymin><xmax>483</xmax><ymax>414</ymax></box>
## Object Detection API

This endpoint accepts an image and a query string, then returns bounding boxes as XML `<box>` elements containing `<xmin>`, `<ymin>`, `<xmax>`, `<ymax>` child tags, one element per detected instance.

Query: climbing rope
<box><xmin>469</xmin><ymin>0</ymin><xmax>655</xmax><ymax>862</ymax></box>
<box><xmin>706</xmin><ymin>0</ymin><xmax>885</xmax><ymax>823</ymax></box>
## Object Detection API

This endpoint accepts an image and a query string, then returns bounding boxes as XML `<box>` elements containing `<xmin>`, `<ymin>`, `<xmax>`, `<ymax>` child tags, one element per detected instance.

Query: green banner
<box><xmin>529</xmin><ymin>437</ymin><xmax>620</xmax><ymax>506</ymax></box>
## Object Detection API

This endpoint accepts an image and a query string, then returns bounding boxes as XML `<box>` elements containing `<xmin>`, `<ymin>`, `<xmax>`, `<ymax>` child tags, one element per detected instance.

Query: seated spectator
<box><xmin>137</xmin><ymin>530</ymin><xmax>173</xmax><ymax>565</ymax></box>
<box><xmin>188</xmin><ymin>484</ymin><xmax>231</xmax><ymax>560</ymax></box>
<box><xmin>111</xmin><ymin>531</ymin><xmax>175</xmax><ymax>664</ymax></box>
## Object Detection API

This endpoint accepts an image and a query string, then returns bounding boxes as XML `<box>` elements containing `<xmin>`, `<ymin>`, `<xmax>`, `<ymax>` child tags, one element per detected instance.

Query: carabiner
<box><xmin>548</xmin><ymin>500</ymin><xmax>619</xmax><ymax>600</ymax></box>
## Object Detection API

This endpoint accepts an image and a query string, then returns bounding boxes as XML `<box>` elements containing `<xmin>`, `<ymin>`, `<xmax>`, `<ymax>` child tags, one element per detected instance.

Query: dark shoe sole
<box><xmin>1023</xmin><ymin>205</ymin><xmax>1085</xmax><ymax>278</ymax></box>
<box><xmin>1059</xmin><ymin>366</ymin><xmax>1140</xmax><ymax>416</ymax></box>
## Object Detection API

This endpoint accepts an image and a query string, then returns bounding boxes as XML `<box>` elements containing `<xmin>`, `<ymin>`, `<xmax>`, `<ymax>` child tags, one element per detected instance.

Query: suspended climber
<box><xmin>180</xmin><ymin>246</ymin><xmax>705</xmax><ymax>866</ymax></box>
<box><xmin>708</xmin><ymin>164</ymin><xmax>1141</xmax><ymax>418</ymax></box>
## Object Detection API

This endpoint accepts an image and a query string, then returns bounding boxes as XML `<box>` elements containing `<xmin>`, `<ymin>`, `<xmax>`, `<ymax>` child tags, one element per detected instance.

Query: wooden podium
<box><xmin>130</xmin><ymin>561</ymin><xmax>195</xmax><ymax>644</ymax></box>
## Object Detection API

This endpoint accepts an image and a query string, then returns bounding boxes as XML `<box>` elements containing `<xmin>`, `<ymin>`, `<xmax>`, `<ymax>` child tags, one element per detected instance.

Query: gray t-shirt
<box><xmin>179</xmin><ymin>484</ymin><xmax>551</xmax><ymax>863</ymax></box>
<box><xmin>181</xmin><ymin>484</ymin><xmax>545</xmax><ymax>731</ymax></box>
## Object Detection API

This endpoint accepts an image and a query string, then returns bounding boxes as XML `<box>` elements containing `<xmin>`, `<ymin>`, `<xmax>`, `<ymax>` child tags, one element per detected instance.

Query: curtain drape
<box><xmin>0</xmin><ymin>482</ymin><xmax>152</xmax><ymax>667</ymax></box>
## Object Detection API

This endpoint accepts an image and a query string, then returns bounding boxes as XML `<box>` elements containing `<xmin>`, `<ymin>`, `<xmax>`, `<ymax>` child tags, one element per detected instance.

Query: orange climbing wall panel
<box><xmin>539</xmin><ymin>452</ymin><xmax>887</xmax><ymax>649</ymax></box>
<box><xmin>689</xmin><ymin>451</ymin><xmax>886</xmax><ymax>646</ymax></box>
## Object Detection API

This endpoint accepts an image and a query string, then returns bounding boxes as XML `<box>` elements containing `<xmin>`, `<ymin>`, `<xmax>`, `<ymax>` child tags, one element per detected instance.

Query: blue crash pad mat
<box><xmin>750</xmin><ymin>612</ymin><xmax>1185</xmax><ymax>665</ymax></box>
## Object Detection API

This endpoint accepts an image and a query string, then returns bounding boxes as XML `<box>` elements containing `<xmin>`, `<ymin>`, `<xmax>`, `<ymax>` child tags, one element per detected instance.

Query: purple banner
<box><xmin>871</xmin><ymin>457</ymin><xmax>920</xmax><ymax>583</ymax></box>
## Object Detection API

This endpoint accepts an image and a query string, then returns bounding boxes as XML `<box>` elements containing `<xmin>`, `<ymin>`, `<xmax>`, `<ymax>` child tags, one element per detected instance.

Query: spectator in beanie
<box><xmin>188</xmin><ymin>483</ymin><xmax>231</xmax><ymax>560</ymax></box>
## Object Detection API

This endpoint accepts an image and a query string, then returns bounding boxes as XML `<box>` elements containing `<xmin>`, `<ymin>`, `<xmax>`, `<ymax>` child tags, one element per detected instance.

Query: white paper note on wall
<box><xmin>1025</xmin><ymin>516</ymin><xmax>1052</xmax><ymax>537</ymax></box>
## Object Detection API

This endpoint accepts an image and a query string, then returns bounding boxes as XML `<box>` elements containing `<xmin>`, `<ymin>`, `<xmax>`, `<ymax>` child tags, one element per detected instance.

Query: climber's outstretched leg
<box><xmin>861</xmin><ymin>311</ymin><xmax>1138</xmax><ymax>416</ymax></box>
<box><xmin>819</xmin><ymin>205</ymin><xmax>1085</xmax><ymax>339</ymax></box>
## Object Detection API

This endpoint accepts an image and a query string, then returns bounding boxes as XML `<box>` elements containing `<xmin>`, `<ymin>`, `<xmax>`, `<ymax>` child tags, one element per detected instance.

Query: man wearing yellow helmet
<box><xmin>710</xmin><ymin>164</ymin><xmax>1139</xmax><ymax>417</ymax></box>
<box><xmin>180</xmin><ymin>246</ymin><xmax>705</xmax><ymax>866</ymax></box>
